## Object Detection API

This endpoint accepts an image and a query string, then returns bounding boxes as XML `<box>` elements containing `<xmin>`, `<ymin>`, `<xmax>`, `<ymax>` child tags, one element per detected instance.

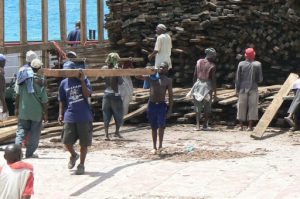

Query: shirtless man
<box><xmin>139</xmin><ymin>62</ymin><xmax>173</xmax><ymax>154</ymax></box>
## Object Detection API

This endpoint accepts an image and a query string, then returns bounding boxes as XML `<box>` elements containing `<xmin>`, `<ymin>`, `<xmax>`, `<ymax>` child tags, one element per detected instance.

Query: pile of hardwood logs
<box><xmin>105</xmin><ymin>0</ymin><xmax>300</xmax><ymax>86</ymax></box>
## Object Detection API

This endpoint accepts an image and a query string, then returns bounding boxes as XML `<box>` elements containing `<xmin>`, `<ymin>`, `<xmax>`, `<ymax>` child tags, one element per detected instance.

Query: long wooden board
<box><xmin>38</xmin><ymin>68</ymin><xmax>156</xmax><ymax>77</ymax></box>
<box><xmin>251</xmin><ymin>73</ymin><xmax>299</xmax><ymax>139</ymax></box>
<box><xmin>69</xmin><ymin>57</ymin><xmax>144</xmax><ymax>63</ymax></box>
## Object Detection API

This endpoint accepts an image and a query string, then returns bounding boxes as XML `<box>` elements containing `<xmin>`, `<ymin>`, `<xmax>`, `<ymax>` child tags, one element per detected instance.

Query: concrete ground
<box><xmin>1</xmin><ymin>124</ymin><xmax>300</xmax><ymax>199</ymax></box>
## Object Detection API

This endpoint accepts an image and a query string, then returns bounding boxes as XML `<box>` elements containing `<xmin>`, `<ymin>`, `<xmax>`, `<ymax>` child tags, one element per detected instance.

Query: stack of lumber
<box><xmin>1</xmin><ymin>84</ymin><xmax>296</xmax><ymax>143</ymax></box>
<box><xmin>106</xmin><ymin>0</ymin><xmax>300</xmax><ymax>86</ymax></box>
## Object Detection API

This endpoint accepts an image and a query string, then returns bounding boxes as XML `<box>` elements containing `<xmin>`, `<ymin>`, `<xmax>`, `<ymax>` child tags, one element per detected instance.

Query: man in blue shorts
<box><xmin>140</xmin><ymin>62</ymin><xmax>173</xmax><ymax>154</ymax></box>
<box><xmin>58</xmin><ymin>61</ymin><xmax>93</xmax><ymax>175</ymax></box>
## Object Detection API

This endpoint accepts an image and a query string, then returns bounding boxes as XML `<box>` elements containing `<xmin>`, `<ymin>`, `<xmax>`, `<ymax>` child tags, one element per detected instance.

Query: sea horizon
<box><xmin>4</xmin><ymin>0</ymin><xmax>109</xmax><ymax>42</ymax></box>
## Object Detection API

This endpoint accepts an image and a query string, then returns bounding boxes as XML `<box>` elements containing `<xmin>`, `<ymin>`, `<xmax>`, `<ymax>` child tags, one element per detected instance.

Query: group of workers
<box><xmin>0</xmin><ymin>22</ymin><xmax>298</xmax><ymax>198</ymax></box>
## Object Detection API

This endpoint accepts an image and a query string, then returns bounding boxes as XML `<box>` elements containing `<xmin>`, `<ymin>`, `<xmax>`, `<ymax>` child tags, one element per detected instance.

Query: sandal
<box><xmin>68</xmin><ymin>153</ymin><xmax>79</xmax><ymax>169</ymax></box>
<box><xmin>75</xmin><ymin>164</ymin><xmax>85</xmax><ymax>175</ymax></box>
<box><xmin>284</xmin><ymin>117</ymin><xmax>295</xmax><ymax>127</ymax></box>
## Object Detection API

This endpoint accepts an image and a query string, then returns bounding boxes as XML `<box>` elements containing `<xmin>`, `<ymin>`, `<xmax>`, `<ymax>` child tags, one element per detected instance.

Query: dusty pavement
<box><xmin>1</xmin><ymin>124</ymin><xmax>300</xmax><ymax>199</ymax></box>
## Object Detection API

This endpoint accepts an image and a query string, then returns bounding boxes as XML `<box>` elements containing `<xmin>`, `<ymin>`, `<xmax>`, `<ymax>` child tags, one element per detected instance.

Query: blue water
<box><xmin>4</xmin><ymin>0</ymin><xmax>109</xmax><ymax>42</ymax></box>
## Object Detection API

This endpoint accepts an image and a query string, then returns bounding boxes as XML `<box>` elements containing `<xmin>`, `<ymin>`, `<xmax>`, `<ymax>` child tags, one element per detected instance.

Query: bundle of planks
<box><xmin>105</xmin><ymin>0</ymin><xmax>300</xmax><ymax>86</ymax></box>
<box><xmin>0</xmin><ymin>84</ymin><xmax>295</xmax><ymax>143</ymax></box>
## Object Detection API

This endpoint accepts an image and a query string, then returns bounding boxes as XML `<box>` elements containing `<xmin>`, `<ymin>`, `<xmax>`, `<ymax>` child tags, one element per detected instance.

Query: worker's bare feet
<box><xmin>151</xmin><ymin>149</ymin><xmax>157</xmax><ymax>155</ymax></box>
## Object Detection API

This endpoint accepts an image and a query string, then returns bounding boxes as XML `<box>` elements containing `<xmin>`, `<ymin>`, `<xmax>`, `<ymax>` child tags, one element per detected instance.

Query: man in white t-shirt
<box><xmin>0</xmin><ymin>144</ymin><xmax>34</xmax><ymax>199</ymax></box>
<box><xmin>148</xmin><ymin>24</ymin><xmax>172</xmax><ymax>69</ymax></box>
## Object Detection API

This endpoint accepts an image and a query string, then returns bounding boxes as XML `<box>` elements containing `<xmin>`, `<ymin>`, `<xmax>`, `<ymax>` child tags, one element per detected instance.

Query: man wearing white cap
<box><xmin>284</xmin><ymin>78</ymin><xmax>300</xmax><ymax>131</ymax></box>
<box><xmin>15</xmin><ymin>58</ymin><xmax>48</xmax><ymax>158</ymax></box>
<box><xmin>148</xmin><ymin>24</ymin><xmax>172</xmax><ymax>69</ymax></box>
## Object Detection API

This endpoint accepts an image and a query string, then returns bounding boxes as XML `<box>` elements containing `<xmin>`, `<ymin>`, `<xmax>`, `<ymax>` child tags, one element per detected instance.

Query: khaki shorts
<box><xmin>62</xmin><ymin>122</ymin><xmax>93</xmax><ymax>146</ymax></box>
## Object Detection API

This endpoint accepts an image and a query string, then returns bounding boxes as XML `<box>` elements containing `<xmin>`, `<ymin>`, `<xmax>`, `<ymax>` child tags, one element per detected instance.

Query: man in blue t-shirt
<box><xmin>67</xmin><ymin>21</ymin><xmax>81</xmax><ymax>46</ymax></box>
<box><xmin>58</xmin><ymin>61</ymin><xmax>93</xmax><ymax>175</ymax></box>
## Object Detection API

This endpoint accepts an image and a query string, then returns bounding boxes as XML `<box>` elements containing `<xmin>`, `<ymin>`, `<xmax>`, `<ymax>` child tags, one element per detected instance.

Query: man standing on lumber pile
<box><xmin>0</xmin><ymin>54</ymin><xmax>9</xmax><ymax>121</ymax></box>
<box><xmin>0</xmin><ymin>144</ymin><xmax>34</xmax><ymax>199</ymax></box>
<box><xmin>138</xmin><ymin>62</ymin><xmax>173</xmax><ymax>155</ymax></box>
<box><xmin>58</xmin><ymin>61</ymin><xmax>93</xmax><ymax>175</ymax></box>
<box><xmin>15</xmin><ymin>54</ymin><xmax>48</xmax><ymax>158</ymax></box>
<box><xmin>284</xmin><ymin>78</ymin><xmax>300</xmax><ymax>131</ymax></box>
<box><xmin>146</xmin><ymin>24</ymin><xmax>172</xmax><ymax>89</ymax></box>
<box><xmin>102</xmin><ymin>53</ymin><xmax>124</xmax><ymax>140</ymax></box>
<box><xmin>189</xmin><ymin>48</ymin><xmax>217</xmax><ymax>131</ymax></box>
<box><xmin>235</xmin><ymin>48</ymin><xmax>263</xmax><ymax>131</ymax></box>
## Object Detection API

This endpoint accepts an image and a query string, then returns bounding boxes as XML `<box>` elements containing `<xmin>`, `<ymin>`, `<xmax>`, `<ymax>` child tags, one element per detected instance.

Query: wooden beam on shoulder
<box><xmin>38</xmin><ymin>68</ymin><xmax>156</xmax><ymax>78</ymax></box>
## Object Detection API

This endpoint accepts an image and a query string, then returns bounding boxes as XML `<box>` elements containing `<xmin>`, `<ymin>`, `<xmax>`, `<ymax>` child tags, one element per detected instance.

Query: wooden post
<box><xmin>97</xmin><ymin>0</ymin><xmax>104</xmax><ymax>43</ymax></box>
<box><xmin>80</xmin><ymin>0</ymin><xmax>87</xmax><ymax>44</ymax></box>
<box><xmin>251</xmin><ymin>73</ymin><xmax>299</xmax><ymax>139</ymax></box>
<box><xmin>0</xmin><ymin>0</ymin><xmax>4</xmax><ymax>46</ymax></box>
<box><xmin>59</xmin><ymin>0</ymin><xmax>67</xmax><ymax>43</ymax></box>
<box><xmin>20</xmin><ymin>0</ymin><xmax>27</xmax><ymax>66</ymax></box>
<box><xmin>42</xmin><ymin>0</ymin><xmax>49</xmax><ymax>67</ymax></box>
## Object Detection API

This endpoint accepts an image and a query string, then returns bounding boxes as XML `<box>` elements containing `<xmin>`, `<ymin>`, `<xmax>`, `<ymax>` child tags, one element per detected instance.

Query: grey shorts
<box><xmin>62</xmin><ymin>122</ymin><xmax>93</xmax><ymax>146</ymax></box>
<box><xmin>102</xmin><ymin>94</ymin><xmax>124</xmax><ymax>126</ymax></box>
<box><xmin>193</xmin><ymin>99</ymin><xmax>211</xmax><ymax>113</ymax></box>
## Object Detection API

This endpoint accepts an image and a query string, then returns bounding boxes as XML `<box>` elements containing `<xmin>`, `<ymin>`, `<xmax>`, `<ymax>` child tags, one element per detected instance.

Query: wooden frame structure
<box><xmin>0</xmin><ymin>0</ymin><xmax>106</xmax><ymax>65</ymax></box>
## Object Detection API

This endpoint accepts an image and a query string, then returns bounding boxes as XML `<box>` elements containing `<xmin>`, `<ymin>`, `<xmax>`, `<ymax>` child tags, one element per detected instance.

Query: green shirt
<box><xmin>15</xmin><ymin>75</ymin><xmax>48</xmax><ymax>122</ymax></box>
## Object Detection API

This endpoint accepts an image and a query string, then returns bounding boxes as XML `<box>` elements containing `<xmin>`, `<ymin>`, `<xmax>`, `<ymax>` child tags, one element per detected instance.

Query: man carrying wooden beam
<box><xmin>235</xmin><ymin>48</ymin><xmax>263</xmax><ymax>131</ymax></box>
<box><xmin>137</xmin><ymin>62</ymin><xmax>173</xmax><ymax>155</ymax></box>
<box><xmin>102</xmin><ymin>53</ymin><xmax>124</xmax><ymax>140</ymax></box>
<box><xmin>58</xmin><ymin>60</ymin><xmax>93</xmax><ymax>175</ymax></box>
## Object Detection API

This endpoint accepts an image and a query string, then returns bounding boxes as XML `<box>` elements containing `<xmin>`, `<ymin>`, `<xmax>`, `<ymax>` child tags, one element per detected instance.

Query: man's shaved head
<box><xmin>4</xmin><ymin>144</ymin><xmax>22</xmax><ymax>164</ymax></box>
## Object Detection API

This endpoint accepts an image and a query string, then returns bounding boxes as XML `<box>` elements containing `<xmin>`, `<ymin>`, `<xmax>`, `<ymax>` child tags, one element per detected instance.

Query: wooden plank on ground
<box><xmin>251</xmin><ymin>73</ymin><xmax>299</xmax><ymax>139</ymax></box>
<box><xmin>0</xmin><ymin>126</ymin><xmax>17</xmax><ymax>142</ymax></box>
<box><xmin>38</xmin><ymin>68</ymin><xmax>156</xmax><ymax>77</ymax></box>
<box><xmin>0</xmin><ymin>116</ymin><xmax>17</xmax><ymax>127</ymax></box>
